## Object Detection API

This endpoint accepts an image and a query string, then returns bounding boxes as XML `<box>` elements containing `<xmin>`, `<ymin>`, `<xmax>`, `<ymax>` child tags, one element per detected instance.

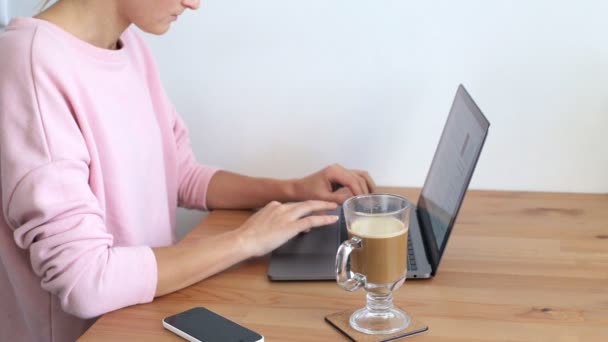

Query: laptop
<box><xmin>267</xmin><ymin>84</ymin><xmax>490</xmax><ymax>280</ymax></box>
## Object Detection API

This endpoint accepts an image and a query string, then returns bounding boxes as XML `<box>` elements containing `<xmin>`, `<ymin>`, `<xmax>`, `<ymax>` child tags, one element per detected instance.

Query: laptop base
<box><xmin>267</xmin><ymin>208</ymin><xmax>433</xmax><ymax>281</ymax></box>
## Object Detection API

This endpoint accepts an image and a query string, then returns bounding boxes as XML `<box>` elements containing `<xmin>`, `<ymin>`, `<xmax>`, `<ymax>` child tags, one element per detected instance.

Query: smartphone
<box><xmin>162</xmin><ymin>307</ymin><xmax>264</xmax><ymax>342</ymax></box>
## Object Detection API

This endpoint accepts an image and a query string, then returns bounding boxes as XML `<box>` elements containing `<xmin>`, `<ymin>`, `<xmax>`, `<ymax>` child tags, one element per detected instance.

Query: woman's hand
<box><xmin>236</xmin><ymin>200</ymin><xmax>339</xmax><ymax>257</ymax></box>
<box><xmin>292</xmin><ymin>164</ymin><xmax>376</xmax><ymax>204</ymax></box>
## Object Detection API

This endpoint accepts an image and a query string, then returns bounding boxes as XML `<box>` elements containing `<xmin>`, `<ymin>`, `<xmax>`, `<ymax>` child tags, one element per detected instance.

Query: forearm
<box><xmin>153</xmin><ymin>228</ymin><xmax>251</xmax><ymax>297</ymax></box>
<box><xmin>206</xmin><ymin>170</ymin><xmax>297</xmax><ymax>209</ymax></box>
<box><xmin>154</xmin><ymin>195</ymin><xmax>342</xmax><ymax>297</ymax></box>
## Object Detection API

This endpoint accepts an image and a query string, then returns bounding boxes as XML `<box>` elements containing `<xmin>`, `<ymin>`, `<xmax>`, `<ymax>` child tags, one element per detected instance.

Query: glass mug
<box><xmin>336</xmin><ymin>194</ymin><xmax>412</xmax><ymax>335</ymax></box>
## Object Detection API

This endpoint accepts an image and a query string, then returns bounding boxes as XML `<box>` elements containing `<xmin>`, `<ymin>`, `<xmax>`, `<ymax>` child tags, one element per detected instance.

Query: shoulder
<box><xmin>0</xmin><ymin>17</ymin><xmax>73</xmax><ymax>86</ymax></box>
<box><xmin>0</xmin><ymin>18</ymin><xmax>50</xmax><ymax>116</ymax></box>
<box><xmin>0</xmin><ymin>18</ymin><xmax>38</xmax><ymax>80</ymax></box>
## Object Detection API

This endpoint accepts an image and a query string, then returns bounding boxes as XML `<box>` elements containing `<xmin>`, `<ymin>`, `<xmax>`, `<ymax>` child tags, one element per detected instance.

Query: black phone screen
<box><xmin>163</xmin><ymin>307</ymin><xmax>263</xmax><ymax>342</ymax></box>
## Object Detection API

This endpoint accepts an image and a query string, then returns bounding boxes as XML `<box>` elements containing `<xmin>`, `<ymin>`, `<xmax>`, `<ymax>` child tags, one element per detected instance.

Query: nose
<box><xmin>181</xmin><ymin>0</ymin><xmax>200</xmax><ymax>10</ymax></box>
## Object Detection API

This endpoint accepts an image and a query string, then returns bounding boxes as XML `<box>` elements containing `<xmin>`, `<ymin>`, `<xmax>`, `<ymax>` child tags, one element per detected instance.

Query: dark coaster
<box><xmin>325</xmin><ymin>310</ymin><xmax>428</xmax><ymax>342</ymax></box>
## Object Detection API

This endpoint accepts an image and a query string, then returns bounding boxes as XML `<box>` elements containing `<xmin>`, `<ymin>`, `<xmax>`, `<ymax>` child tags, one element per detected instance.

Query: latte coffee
<box><xmin>349</xmin><ymin>216</ymin><xmax>408</xmax><ymax>284</ymax></box>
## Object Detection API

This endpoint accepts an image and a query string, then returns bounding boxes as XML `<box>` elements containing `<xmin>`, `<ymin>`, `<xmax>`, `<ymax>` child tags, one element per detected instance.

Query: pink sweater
<box><xmin>0</xmin><ymin>17</ymin><xmax>219</xmax><ymax>341</ymax></box>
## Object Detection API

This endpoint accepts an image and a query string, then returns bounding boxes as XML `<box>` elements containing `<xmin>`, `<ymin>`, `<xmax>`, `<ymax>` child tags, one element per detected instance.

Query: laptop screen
<box><xmin>417</xmin><ymin>85</ymin><xmax>490</xmax><ymax>273</ymax></box>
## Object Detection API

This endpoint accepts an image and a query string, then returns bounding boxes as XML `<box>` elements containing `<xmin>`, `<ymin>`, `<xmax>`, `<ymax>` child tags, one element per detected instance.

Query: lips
<box><xmin>171</xmin><ymin>8</ymin><xmax>185</xmax><ymax>21</ymax></box>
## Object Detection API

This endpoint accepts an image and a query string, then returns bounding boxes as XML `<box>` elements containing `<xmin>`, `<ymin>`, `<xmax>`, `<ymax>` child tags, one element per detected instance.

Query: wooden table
<box><xmin>80</xmin><ymin>188</ymin><xmax>608</xmax><ymax>341</ymax></box>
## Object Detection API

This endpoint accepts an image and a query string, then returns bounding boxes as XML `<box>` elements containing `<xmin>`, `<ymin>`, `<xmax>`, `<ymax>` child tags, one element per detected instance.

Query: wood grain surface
<box><xmin>79</xmin><ymin>188</ymin><xmax>608</xmax><ymax>341</ymax></box>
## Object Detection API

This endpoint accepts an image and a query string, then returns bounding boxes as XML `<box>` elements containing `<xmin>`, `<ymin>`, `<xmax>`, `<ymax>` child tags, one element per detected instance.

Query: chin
<box><xmin>137</xmin><ymin>24</ymin><xmax>171</xmax><ymax>36</ymax></box>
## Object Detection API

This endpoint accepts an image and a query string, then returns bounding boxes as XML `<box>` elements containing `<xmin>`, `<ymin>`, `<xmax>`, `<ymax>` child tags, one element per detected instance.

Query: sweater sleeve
<box><xmin>5</xmin><ymin>161</ymin><xmax>158</xmax><ymax>319</ymax></box>
<box><xmin>0</xmin><ymin>27</ymin><xmax>157</xmax><ymax>319</ymax></box>
<box><xmin>171</xmin><ymin>108</ymin><xmax>220</xmax><ymax>210</ymax></box>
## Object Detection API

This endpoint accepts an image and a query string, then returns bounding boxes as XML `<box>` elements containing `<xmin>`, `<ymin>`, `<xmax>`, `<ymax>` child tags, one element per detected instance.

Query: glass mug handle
<box><xmin>335</xmin><ymin>237</ymin><xmax>366</xmax><ymax>291</ymax></box>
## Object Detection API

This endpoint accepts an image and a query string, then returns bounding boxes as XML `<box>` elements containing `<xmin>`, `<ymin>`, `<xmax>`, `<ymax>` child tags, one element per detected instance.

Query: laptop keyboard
<box><xmin>408</xmin><ymin>234</ymin><xmax>418</xmax><ymax>271</ymax></box>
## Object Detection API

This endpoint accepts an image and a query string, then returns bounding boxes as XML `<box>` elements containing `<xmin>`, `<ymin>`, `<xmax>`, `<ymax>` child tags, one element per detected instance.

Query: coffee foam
<box><xmin>349</xmin><ymin>217</ymin><xmax>407</xmax><ymax>238</ymax></box>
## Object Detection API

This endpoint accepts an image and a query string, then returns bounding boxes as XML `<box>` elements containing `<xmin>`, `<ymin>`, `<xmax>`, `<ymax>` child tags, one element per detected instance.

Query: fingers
<box><xmin>326</xmin><ymin>164</ymin><xmax>375</xmax><ymax>196</ymax></box>
<box><xmin>326</xmin><ymin>187</ymin><xmax>354</xmax><ymax>204</ymax></box>
<box><xmin>284</xmin><ymin>200</ymin><xmax>338</xmax><ymax>220</ymax></box>
<box><xmin>356</xmin><ymin>174</ymin><xmax>368</xmax><ymax>194</ymax></box>
<box><xmin>354</xmin><ymin>169</ymin><xmax>376</xmax><ymax>193</ymax></box>
<box><xmin>293</xmin><ymin>214</ymin><xmax>339</xmax><ymax>233</ymax></box>
<box><xmin>265</xmin><ymin>200</ymin><xmax>339</xmax><ymax>235</ymax></box>
<box><xmin>326</xmin><ymin>164</ymin><xmax>364</xmax><ymax>195</ymax></box>
<box><xmin>241</xmin><ymin>200</ymin><xmax>339</xmax><ymax>257</ymax></box>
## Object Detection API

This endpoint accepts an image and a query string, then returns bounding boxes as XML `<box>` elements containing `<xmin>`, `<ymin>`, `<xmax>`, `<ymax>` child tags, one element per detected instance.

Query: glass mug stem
<box><xmin>335</xmin><ymin>237</ymin><xmax>366</xmax><ymax>291</ymax></box>
<box><xmin>365</xmin><ymin>292</ymin><xmax>395</xmax><ymax>314</ymax></box>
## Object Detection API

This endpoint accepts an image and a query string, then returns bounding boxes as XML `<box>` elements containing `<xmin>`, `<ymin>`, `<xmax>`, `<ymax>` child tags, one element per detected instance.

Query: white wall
<box><xmin>144</xmin><ymin>0</ymin><xmax>608</xmax><ymax>194</ymax></box>
<box><xmin>5</xmin><ymin>1</ymin><xmax>608</xmax><ymax>196</ymax></box>
<box><xmin>1</xmin><ymin>0</ymin><xmax>37</xmax><ymax>24</ymax></box>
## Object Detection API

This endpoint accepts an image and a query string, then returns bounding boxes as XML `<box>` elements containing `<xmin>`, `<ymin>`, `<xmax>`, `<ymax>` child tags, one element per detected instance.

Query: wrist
<box><xmin>279</xmin><ymin>178</ymin><xmax>299</xmax><ymax>202</ymax></box>
<box><xmin>233</xmin><ymin>227</ymin><xmax>256</xmax><ymax>259</ymax></box>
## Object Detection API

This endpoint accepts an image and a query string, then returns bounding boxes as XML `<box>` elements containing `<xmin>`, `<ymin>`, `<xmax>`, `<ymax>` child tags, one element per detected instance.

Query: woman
<box><xmin>0</xmin><ymin>1</ymin><xmax>376</xmax><ymax>341</ymax></box>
